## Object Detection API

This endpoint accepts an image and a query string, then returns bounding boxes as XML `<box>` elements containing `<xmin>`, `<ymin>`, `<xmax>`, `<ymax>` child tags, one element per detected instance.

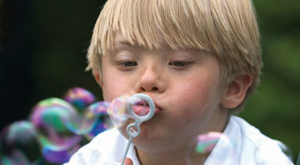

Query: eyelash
<box><xmin>169</xmin><ymin>61</ymin><xmax>191</xmax><ymax>67</ymax></box>
<box><xmin>117</xmin><ymin>61</ymin><xmax>192</xmax><ymax>71</ymax></box>
<box><xmin>122</xmin><ymin>61</ymin><xmax>137</xmax><ymax>67</ymax></box>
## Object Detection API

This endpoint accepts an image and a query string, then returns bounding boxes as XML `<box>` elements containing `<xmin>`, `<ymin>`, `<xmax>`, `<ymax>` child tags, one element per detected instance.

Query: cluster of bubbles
<box><xmin>0</xmin><ymin>87</ymin><xmax>146</xmax><ymax>165</ymax></box>
<box><xmin>0</xmin><ymin>87</ymin><xmax>295</xmax><ymax>165</ymax></box>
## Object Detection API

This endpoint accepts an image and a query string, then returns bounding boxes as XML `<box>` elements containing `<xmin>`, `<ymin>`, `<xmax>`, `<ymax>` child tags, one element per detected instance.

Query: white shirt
<box><xmin>65</xmin><ymin>116</ymin><xmax>294</xmax><ymax>165</ymax></box>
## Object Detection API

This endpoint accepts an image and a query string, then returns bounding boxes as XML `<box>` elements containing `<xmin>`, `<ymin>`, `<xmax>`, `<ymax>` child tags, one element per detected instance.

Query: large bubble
<box><xmin>0</xmin><ymin>150</ymin><xmax>31</xmax><ymax>165</ymax></box>
<box><xmin>66</xmin><ymin>101</ymin><xmax>113</xmax><ymax>137</ymax></box>
<box><xmin>84</xmin><ymin>101</ymin><xmax>114</xmax><ymax>140</ymax></box>
<box><xmin>63</xmin><ymin>87</ymin><xmax>96</xmax><ymax>112</ymax></box>
<box><xmin>29</xmin><ymin>98</ymin><xmax>82</xmax><ymax>151</ymax></box>
<box><xmin>62</xmin><ymin>87</ymin><xmax>113</xmax><ymax>137</ymax></box>
<box><xmin>0</xmin><ymin>121</ymin><xmax>42</xmax><ymax>165</ymax></box>
<box><xmin>107</xmin><ymin>95</ymin><xmax>131</xmax><ymax>128</ymax></box>
<box><xmin>42</xmin><ymin>143</ymin><xmax>81</xmax><ymax>164</ymax></box>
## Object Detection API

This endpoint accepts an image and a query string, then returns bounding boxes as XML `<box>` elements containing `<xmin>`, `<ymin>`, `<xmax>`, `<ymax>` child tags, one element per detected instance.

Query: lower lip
<box><xmin>132</xmin><ymin>105</ymin><xmax>161</xmax><ymax>116</ymax></box>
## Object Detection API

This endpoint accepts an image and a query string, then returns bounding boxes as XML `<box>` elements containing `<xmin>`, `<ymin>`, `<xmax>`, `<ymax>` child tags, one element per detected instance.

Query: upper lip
<box><xmin>152</xmin><ymin>101</ymin><xmax>162</xmax><ymax>112</ymax></box>
<box><xmin>154</xmin><ymin>102</ymin><xmax>161</xmax><ymax>110</ymax></box>
<box><xmin>146</xmin><ymin>95</ymin><xmax>162</xmax><ymax>111</ymax></box>
<box><xmin>134</xmin><ymin>100</ymin><xmax>161</xmax><ymax>111</ymax></box>
<box><xmin>130</xmin><ymin>93</ymin><xmax>162</xmax><ymax>111</ymax></box>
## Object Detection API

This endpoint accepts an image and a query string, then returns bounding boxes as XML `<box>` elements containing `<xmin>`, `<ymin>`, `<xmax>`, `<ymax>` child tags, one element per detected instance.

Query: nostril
<box><xmin>140</xmin><ymin>87</ymin><xmax>159</xmax><ymax>92</ymax></box>
<box><xmin>152</xmin><ymin>87</ymin><xmax>158</xmax><ymax>91</ymax></box>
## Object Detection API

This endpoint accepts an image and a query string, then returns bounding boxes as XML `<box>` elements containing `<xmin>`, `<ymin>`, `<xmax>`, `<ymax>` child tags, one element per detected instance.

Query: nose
<box><xmin>136</xmin><ymin>65</ymin><xmax>165</xmax><ymax>93</ymax></box>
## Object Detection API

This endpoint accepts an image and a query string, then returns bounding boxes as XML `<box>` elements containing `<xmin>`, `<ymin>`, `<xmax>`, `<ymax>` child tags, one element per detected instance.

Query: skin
<box><xmin>120</xmin><ymin>158</ymin><xmax>133</xmax><ymax>165</ymax></box>
<box><xmin>94</xmin><ymin>31</ymin><xmax>252</xmax><ymax>165</ymax></box>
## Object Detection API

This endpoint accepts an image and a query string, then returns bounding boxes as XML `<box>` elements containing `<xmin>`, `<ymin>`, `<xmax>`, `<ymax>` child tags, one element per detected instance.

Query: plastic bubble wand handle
<box><xmin>120</xmin><ymin>93</ymin><xmax>156</xmax><ymax>165</ymax></box>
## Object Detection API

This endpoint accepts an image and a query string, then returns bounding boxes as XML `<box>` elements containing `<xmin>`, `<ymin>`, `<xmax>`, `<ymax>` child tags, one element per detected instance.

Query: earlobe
<box><xmin>92</xmin><ymin>69</ymin><xmax>103</xmax><ymax>88</ymax></box>
<box><xmin>221</xmin><ymin>74</ymin><xmax>253</xmax><ymax>109</ymax></box>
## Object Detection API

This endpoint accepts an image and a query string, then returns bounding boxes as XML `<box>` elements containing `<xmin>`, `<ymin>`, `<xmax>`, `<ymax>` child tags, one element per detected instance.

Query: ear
<box><xmin>92</xmin><ymin>69</ymin><xmax>103</xmax><ymax>88</ymax></box>
<box><xmin>221</xmin><ymin>74</ymin><xmax>253</xmax><ymax>109</ymax></box>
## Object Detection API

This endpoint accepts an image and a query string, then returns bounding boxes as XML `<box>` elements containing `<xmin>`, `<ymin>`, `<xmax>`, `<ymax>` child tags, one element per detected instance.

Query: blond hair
<box><xmin>86</xmin><ymin>0</ymin><xmax>263</xmax><ymax>113</ymax></box>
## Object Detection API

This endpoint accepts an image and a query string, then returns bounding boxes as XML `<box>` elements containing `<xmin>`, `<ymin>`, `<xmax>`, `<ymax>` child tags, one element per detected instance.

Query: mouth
<box><xmin>131</xmin><ymin>101</ymin><xmax>161</xmax><ymax>116</ymax></box>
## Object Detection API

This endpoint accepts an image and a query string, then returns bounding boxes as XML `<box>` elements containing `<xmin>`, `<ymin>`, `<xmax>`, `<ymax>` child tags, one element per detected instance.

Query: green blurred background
<box><xmin>1</xmin><ymin>0</ymin><xmax>299</xmax><ymax>163</ymax></box>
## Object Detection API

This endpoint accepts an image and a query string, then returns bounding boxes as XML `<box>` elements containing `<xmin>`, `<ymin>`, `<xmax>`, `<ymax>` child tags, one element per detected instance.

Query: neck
<box><xmin>135</xmin><ymin>142</ymin><xmax>208</xmax><ymax>165</ymax></box>
<box><xmin>135</xmin><ymin>113</ymin><xmax>231</xmax><ymax>165</ymax></box>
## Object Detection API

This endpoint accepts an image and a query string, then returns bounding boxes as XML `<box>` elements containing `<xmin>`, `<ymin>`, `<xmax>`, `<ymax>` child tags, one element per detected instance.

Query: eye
<box><xmin>122</xmin><ymin>61</ymin><xmax>137</xmax><ymax>67</ymax></box>
<box><xmin>169</xmin><ymin>61</ymin><xmax>191</xmax><ymax>66</ymax></box>
<box><xmin>116</xmin><ymin>61</ymin><xmax>137</xmax><ymax>71</ymax></box>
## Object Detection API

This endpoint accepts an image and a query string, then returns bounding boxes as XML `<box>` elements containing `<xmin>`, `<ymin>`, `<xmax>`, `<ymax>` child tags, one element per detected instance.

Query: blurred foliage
<box><xmin>1</xmin><ymin>0</ymin><xmax>299</xmax><ymax>163</ymax></box>
<box><xmin>240</xmin><ymin>0</ymin><xmax>300</xmax><ymax>162</ymax></box>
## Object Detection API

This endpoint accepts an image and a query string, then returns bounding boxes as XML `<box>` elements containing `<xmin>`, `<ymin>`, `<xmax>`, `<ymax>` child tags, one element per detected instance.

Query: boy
<box><xmin>66</xmin><ymin>0</ymin><xmax>293</xmax><ymax>164</ymax></box>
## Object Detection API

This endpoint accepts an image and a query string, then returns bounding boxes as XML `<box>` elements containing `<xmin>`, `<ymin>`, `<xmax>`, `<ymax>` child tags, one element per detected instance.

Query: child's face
<box><xmin>95</xmin><ymin>31</ymin><xmax>229</xmax><ymax>152</ymax></box>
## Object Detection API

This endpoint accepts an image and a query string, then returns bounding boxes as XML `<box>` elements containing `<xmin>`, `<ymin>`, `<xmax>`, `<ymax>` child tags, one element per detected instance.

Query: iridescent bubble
<box><xmin>107</xmin><ymin>95</ymin><xmax>131</xmax><ymax>128</ymax></box>
<box><xmin>42</xmin><ymin>143</ymin><xmax>81</xmax><ymax>164</ymax></box>
<box><xmin>186</xmin><ymin>132</ymin><xmax>238</xmax><ymax>165</ymax></box>
<box><xmin>85</xmin><ymin>101</ymin><xmax>114</xmax><ymax>140</ymax></box>
<box><xmin>195</xmin><ymin>132</ymin><xmax>222</xmax><ymax>154</ymax></box>
<box><xmin>66</xmin><ymin>101</ymin><xmax>113</xmax><ymax>136</ymax></box>
<box><xmin>0</xmin><ymin>150</ymin><xmax>31</xmax><ymax>165</ymax></box>
<box><xmin>29</xmin><ymin>98</ymin><xmax>82</xmax><ymax>151</ymax></box>
<box><xmin>0</xmin><ymin>121</ymin><xmax>41</xmax><ymax>165</ymax></box>
<box><xmin>107</xmin><ymin>95</ymin><xmax>153</xmax><ymax>128</ymax></box>
<box><xmin>63</xmin><ymin>87</ymin><xmax>96</xmax><ymax>112</ymax></box>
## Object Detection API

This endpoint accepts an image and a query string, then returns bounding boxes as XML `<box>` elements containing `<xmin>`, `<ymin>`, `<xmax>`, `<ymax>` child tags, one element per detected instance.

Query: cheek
<box><xmin>102</xmin><ymin>78</ymin><xmax>121</xmax><ymax>101</ymax></box>
<box><xmin>177</xmin><ymin>76</ymin><xmax>214</xmax><ymax>103</ymax></box>
<box><xmin>170</xmin><ymin>75</ymin><xmax>221</xmax><ymax>117</ymax></box>
<box><xmin>101</xmin><ymin>72</ymin><xmax>133</xmax><ymax>101</ymax></box>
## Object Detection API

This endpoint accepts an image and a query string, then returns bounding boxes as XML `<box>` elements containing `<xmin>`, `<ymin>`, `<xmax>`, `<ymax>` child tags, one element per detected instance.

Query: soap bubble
<box><xmin>29</xmin><ymin>98</ymin><xmax>82</xmax><ymax>151</ymax></box>
<box><xmin>107</xmin><ymin>95</ymin><xmax>131</xmax><ymax>128</ymax></box>
<box><xmin>63</xmin><ymin>87</ymin><xmax>113</xmax><ymax>136</ymax></box>
<box><xmin>186</xmin><ymin>132</ymin><xmax>238</xmax><ymax>165</ymax></box>
<box><xmin>42</xmin><ymin>143</ymin><xmax>81</xmax><ymax>164</ymax></box>
<box><xmin>195</xmin><ymin>132</ymin><xmax>222</xmax><ymax>154</ymax></box>
<box><xmin>107</xmin><ymin>95</ymin><xmax>152</xmax><ymax>128</ymax></box>
<box><xmin>84</xmin><ymin>101</ymin><xmax>114</xmax><ymax>140</ymax></box>
<box><xmin>0</xmin><ymin>121</ymin><xmax>42</xmax><ymax>165</ymax></box>
<box><xmin>0</xmin><ymin>150</ymin><xmax>31</xmax><ymax>165</ymax></box>
<box><xmin>66</xmin><ymin>101</ymin><xmax>113</xmax><ymax>136</ymax></box>
<box><xmin>63</xmin><ymin>87</ymin><xmax>96</xmax><ymax>112</ymax></box>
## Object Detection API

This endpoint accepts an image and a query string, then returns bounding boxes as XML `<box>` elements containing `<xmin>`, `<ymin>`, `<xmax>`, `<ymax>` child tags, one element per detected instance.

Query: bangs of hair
<box><xmin>87</xmin><ymin>0</ymin><xmax>262</xmax><ymax>113</ymax></box>
<box><xmin>88</xmin><ymin>0</ymin><xmax>260</xmax><ymax>72</ymax></box>
<box><xmin>92</xmin><ymin>0</ymin><xmax>221</xmax><ymax>54</ymax></box>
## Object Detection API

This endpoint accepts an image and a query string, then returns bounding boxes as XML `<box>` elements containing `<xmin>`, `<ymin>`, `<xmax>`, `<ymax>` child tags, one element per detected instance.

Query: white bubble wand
<box><xmin>120</xmin><ymin>93</ymin><xmax>156</xmax><ymax>165</ymax></box>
